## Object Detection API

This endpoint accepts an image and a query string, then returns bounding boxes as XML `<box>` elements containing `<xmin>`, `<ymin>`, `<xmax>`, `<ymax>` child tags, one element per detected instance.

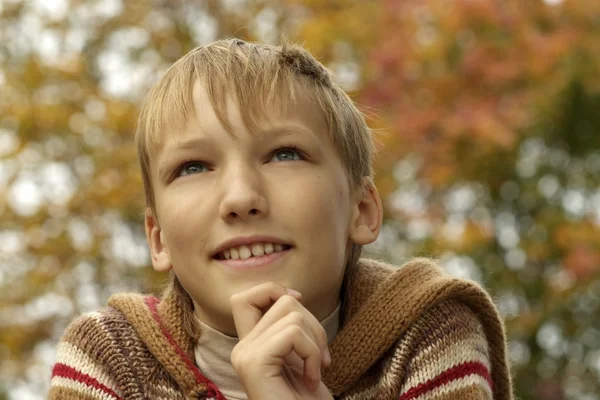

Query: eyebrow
<box><xmin>256</xmin><ymin>124</ymin><xmax>315</xmax><ymax>139</ymax></box>
<box><xmin>167</xmin><ymin>124</ymin><xmax>315</xmax><ymax>152</ymax></box>
<box><xmin>156</xmin><ymin>137</ymin><xmax>213</xmax><ymax>181</ymax></box>
<box><xmin>168</xmin><ymin>137</ymin><xmax>212</xmax><ymax>151</ymax></box>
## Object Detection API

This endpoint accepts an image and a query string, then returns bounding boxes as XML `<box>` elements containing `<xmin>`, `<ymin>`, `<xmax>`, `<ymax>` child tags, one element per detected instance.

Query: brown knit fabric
<box><xmin>323</xmin><ymin>258</ymin><xmax>512</xmax><ymax>398</ymax></box>
<box><xmin>49</xmin><ymin>258</ymin><xmax>514</xmax><ymax>400</ymax></box>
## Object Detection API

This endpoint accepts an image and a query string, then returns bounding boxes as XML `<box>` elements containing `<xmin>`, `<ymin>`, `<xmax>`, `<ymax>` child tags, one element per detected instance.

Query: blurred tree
<box><xmin>0</xmin><ymin>0</ymin><xmax>599</xmax><ymax>399</ymax></box>
<box><xmin>363</xmin><ymin>0</ymin><xmax>600</xmax><ymax>399</ymax></box>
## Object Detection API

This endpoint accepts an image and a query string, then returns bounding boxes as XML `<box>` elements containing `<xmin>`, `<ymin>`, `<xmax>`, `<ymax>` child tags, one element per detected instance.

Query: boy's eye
<box><xmin>178</xmin><ymin>162</ymin><xmax>209</xmax><ymax>176</ymax></box>
<box><xmin>270</xmin><ymin>148</ymin><xmax>302</xmax><ymax>162</ymax></box>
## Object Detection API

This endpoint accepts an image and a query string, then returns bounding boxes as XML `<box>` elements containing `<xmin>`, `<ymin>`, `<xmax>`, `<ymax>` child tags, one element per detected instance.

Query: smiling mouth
<box><xmin>214</xmin><ymin>242</ymin><xmax>292</xmax><ymax>260</ymax></box>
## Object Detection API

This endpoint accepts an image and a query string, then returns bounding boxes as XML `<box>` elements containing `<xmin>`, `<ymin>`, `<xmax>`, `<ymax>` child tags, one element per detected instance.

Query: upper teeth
<box><xmin>220</xmin><ymin>243</ymin><xmax>285</xmax><ymax>260</ymax></box>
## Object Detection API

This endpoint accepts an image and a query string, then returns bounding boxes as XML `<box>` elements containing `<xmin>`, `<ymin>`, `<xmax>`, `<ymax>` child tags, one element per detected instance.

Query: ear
<box><xmin>144</xmin><ymin>208</ymin><xmax>173</xmax><ymax>272</ymax></box>
<box><xmin>349</xmin><ymin>177</ymin><xmax>383</xmax><ymax>245</ymax></box>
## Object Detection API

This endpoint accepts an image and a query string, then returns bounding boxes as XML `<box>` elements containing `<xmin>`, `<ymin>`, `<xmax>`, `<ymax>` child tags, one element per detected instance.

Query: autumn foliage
<box><xmin>0</xmin><ymin>1</ymin><xmax>599</xmax><ymax>399</ymax></box>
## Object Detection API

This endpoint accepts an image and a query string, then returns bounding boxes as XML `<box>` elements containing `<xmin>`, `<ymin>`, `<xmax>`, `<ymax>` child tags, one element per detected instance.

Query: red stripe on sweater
<box><xmin>399</xmin><ymin>360</ymin><xmax>493</xmax><ymax>400</ymax></box>
<box><xmin>145</xmin><ymin>296</ymin><xmax>227</xmax><ymax>400</ymax></box>
<box><xmin>51</xmin><ymin>363</ymin><xmax>124</xmax><ymax>400</ymax></box>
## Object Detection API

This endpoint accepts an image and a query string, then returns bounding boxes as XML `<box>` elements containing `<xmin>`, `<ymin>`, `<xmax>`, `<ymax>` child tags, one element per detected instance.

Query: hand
<box><xmin>230</xmin><ymin>282</ymin><xmax>333</xmax><ymax>400</ymax></box>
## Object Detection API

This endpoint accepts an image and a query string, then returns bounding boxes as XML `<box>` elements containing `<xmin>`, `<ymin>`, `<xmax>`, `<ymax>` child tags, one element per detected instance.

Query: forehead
<box><xmin>188</xmin><ymin>79</ymin><xmax>328</xmax><ymax>139</ymax></box>
<box><xmin>145</xmin><ymin>79</ymin><xmax>334</xmax><ymax>177</ymax></box>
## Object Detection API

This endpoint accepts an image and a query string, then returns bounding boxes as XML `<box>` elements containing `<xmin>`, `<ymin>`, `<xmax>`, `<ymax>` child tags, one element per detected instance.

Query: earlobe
<box><xmin>144</xmin><ymin>208</ymin><xmax>173</xmax><ymax>272</ymax></box>
<box><xmin>349</xmin><ymin>177</ymin><xmax>383</xmax><ymax>246</ymax></box>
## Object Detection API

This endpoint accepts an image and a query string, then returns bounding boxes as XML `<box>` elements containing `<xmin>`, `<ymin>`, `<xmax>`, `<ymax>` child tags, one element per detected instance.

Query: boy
<box><xmin>49</xmin><ymin>39</ymin><xmax>513</xmax><ymax>399</ymax></box>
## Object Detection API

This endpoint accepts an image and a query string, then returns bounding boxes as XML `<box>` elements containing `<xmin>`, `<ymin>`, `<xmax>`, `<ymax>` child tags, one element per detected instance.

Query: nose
<box><xmin>218</xmin><ymin>165</ymin><xmax>269</xmax><ymax>221</ymax></box>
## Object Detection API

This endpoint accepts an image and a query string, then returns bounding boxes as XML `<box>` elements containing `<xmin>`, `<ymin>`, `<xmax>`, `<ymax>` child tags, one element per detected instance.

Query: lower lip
<box><xmin>216</xmin><ymin>249</ymin><xmax>290</xmax><ymax>271</ymax></box>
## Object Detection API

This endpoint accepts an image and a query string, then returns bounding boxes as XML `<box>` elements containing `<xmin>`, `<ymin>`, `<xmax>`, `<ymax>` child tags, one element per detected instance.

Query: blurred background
<box><xmin>0</xmin><ymin>0</ymin><xmax>599</xmax><ymax>399</ymax></box>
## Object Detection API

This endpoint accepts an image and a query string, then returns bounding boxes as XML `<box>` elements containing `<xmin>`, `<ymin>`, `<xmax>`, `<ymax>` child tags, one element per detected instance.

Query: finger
<box><xmin>267</xmin><ymin>324</ymin><xmax>323</xmax><ymax>392</ymax></box>
<box><xmin>259</xmin><ymin>310</ymin><xmax>314</xmax><ymax>355</ymax></box>
<box><xmin>252</xmin><ymin>295</ymin><xmax>330</xmax><ymax>365</ymax></box>
<box><xmin>258</xmin><ymin>311</ymin><xmax>326</xmax><ymax>386</ymax></box>
<box><xmin>230</xmin><ymin>282</ymin><xmax>301</xmax><ymax>339</ymax></box>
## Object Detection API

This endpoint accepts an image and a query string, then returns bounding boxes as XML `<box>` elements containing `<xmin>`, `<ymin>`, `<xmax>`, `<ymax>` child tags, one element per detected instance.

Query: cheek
<box><xmin>282</xmin><ymin>173</ymin><xmax>350</xmax><ymax>240</ymax></box>
<box><xmin>158</xmin><ymin>193</ymin><xmax>210</xmax><ymax>261</ymax></box>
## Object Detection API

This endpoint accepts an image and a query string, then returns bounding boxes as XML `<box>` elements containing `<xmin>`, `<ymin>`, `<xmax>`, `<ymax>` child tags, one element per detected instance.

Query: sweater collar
<box><xmin>109</xmin><ymin>258</ymin><xmax>511</xmax><ymax>399</ymax></box>
<box><xmin>109</xmin><ymin>289</ymin><xmax>225</xmax><ymax>399</ymax></box>
<box><xmin>107</xmin><ymin>259</ymin><xmax>416</xmax><ymax>398</ymax></box>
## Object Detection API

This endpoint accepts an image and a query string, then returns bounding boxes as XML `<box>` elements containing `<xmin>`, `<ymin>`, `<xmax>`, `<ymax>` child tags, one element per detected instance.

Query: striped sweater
<box><xmin>49</xmin><ymin>258</ymin><xmax>514</xmax><ymax>399</ymax></box>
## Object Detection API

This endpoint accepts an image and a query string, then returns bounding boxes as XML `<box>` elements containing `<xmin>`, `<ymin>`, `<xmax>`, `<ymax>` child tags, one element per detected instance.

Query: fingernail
<box><xmin>286</xmin><ymin>288</ymin><xmax>302</xmax><ymax>298</ymax></box>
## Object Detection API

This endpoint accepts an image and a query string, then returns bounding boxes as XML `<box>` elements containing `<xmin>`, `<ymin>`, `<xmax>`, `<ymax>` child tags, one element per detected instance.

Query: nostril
<box><xmin>249</xmin><ymin>209</ymin><xmax>258</xmax><ymax>215</ymax></box>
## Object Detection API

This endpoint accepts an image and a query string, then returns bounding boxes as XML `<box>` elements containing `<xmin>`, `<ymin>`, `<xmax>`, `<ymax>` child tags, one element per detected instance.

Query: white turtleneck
<box><xmin>194</xmin><ymin>303</ymin><xmax>341</xmax><ymax>400</ymax></box>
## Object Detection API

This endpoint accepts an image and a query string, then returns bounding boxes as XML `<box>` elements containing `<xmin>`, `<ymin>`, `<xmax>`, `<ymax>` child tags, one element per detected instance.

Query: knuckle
<box><xmin>285</xmin><ymin>324</ymin><xmax>304</xmax><ymax>337</ymax></box>
<box><xmin>308</xmin><ymin>338</ymin><xmax>320</xmax><ymax>352</ymax></box>
<box><xmin>230</xmin><ymin>346</ymin><xmax>250</xmax><ymax>371</ymax></box>
<box><xmin>280</xmin><ymin>294</ymin><xmax>298</xmax><ymax>307</ymax></box>
<box><xmin>230</xmin><ymin>349</ymin><xmax>242</xmax><ymax>369</ymax></box>
<box><xmin>271</xmin><ymin>281</ymin><xmax>287</xmax><ymax>290</ymax></box>
<box><xmin>229</xmin><ymin>292</ymin><xmax>242</xmax><ymax>306</ymax></box>
<box><xmin>317</xmin><ymin>327</ymin><xmax>328</xmax><ymax>345</ymax></box>
<box><xmin>288</xmin><ymin>311</ymin><xmax>304</xmax><ymax>324</ymax></box>
<box><xmin>263</xmin><ymin>281</ymin><xmax>285</xmax><ymax>294</ymax></box>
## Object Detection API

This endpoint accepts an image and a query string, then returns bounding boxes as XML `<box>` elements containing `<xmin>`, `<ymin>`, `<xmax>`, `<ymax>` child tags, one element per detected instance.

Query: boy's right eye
<box><xmin>178</xmin><ymin>161</ymin><xmax>209</xmax><ymax>177</ymax></box>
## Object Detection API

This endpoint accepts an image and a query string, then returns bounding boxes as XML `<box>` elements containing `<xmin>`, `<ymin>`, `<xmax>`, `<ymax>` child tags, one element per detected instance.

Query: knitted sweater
<box><xmin>49</xmin><ymin>258</ymin><xmax>514</xmax><ymax>399</ymax></box>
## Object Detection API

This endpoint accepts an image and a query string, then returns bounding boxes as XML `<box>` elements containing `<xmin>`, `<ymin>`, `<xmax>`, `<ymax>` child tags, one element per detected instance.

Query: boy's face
<box><xmin>145</xmin><ymin>80</ymin><xmax>381</xmax><ymax>335</ymax></box>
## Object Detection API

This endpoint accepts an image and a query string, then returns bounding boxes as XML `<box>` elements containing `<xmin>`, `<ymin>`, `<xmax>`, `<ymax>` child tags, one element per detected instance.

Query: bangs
<box><xmin>139</xmin><ymin>40</ymin><xmax>331</xmax><ymax>155</ymax></box>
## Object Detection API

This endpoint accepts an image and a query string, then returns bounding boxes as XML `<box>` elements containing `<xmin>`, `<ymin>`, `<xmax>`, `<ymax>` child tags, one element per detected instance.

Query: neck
<box><xmin>193</xmin><ymin>291</ymin><xmax>342</xmax><ymax>337</ymax></box>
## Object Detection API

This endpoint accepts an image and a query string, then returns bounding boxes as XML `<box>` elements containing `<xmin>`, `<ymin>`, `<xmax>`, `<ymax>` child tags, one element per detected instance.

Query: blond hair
<box><xmin>136</xmin><ymin>39</ymin><xmax>375</xmax><ymax>315</ymax></box>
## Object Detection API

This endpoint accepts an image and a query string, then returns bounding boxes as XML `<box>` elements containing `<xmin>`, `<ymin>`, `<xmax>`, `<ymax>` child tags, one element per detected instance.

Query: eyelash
<box><xmin>173</xmin><ymin>145</ymin><xmax>305</xmax><ymax>179</ymax></box>
<box><xmin>272</xmin><ymin>145</ymin><xmax>307</xmax><ymax>162</ymax></box>
<box><xmin>274</xmin><ymin>145</ymin><xmax>300</xmax><ymax>157</ymax></box>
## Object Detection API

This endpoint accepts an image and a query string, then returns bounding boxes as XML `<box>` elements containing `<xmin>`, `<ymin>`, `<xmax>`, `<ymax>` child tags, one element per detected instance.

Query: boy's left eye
<box><xmin>178</xmin><ymin>161</ymin><xmax>209</xmax><ymax>177</ymax></box>
<box><xmin>270</xmin><ymin>147</ymin><xmax>302</xmax><ymax>162</ymax></box>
